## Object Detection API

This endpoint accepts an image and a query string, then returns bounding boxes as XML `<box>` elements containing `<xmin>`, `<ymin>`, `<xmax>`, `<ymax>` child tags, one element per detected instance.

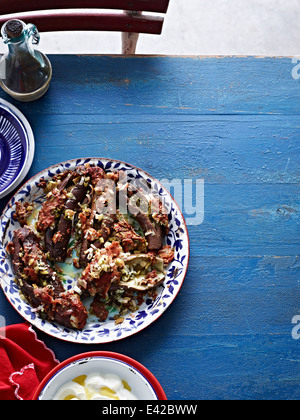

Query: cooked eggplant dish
<box><xmin>7</xmin><ymin>164</ymin><xmax>174</xmax><ymax>330</ymax></box>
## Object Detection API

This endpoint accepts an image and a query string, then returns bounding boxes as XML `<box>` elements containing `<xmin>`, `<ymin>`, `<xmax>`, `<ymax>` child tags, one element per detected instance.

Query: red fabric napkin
<box><xmin>0</xmin><ymin>322</ymin><xmax>59</xmax><ymax>400</ymax></box>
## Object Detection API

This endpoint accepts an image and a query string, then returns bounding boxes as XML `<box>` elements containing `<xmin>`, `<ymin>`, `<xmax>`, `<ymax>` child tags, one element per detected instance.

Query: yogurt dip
<box><xmin>53</xmin><ymin>373</ymin><xmax>137</xmax><ymax>400</ymax></box>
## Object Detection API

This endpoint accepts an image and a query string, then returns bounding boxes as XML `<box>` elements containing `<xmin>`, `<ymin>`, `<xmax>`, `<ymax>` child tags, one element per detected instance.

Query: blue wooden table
<box><xmin>0</xmin><ymin>55</ymin><xmax>299</xmax><ymax>400</ymax></box>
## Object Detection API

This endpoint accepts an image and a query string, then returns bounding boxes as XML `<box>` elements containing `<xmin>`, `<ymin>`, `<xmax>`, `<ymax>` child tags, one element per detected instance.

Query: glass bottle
<box><xmin>0</xmin><ymin>19</ymin><xmax>52</xmax><ymax>102</ymax></box>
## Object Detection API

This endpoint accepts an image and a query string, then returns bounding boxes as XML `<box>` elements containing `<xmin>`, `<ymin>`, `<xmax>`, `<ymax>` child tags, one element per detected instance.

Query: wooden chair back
<box><xmin>0</xmin><ymin>0</ymin><xmax>170</xmax><ymax>54</ymax></box>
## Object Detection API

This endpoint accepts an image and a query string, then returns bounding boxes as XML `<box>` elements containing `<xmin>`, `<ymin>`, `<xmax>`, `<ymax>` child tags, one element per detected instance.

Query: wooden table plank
<box><xmin>2</xmin><ymin>253</ymin><xmax>299</xmax><ymax>400</ymax></box>
<box><xmin>0</xmin><ymin>56</ymin><xmax>299</xmax><ymax>400</ymax></box>
<box><xmin>6</xmin><ymin>56</ymin><xmax>299</xmax><ymax>117</ymax></box>
<box><xmin>25</xmin><ymin>114</ymin><xmax>300</xmax><ymax>185</ymax></box>
<box><xmin>5</xmin><ymin>114</ymin><xmax>298</xmax><ymax>257</ymax></box>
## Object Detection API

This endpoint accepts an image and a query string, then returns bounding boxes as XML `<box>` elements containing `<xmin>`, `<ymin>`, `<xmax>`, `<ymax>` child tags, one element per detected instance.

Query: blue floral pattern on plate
<box><xmin>0</xmin><ymin>158</ymin><xmax>189</xmax><ymax>344</ymax></box>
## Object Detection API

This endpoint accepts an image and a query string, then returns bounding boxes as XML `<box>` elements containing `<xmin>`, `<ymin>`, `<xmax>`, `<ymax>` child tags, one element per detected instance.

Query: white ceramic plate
<box><xmin>0</xmin><ymin>158</ymin><xmax>189</xmax><ymax>344</ymax></box>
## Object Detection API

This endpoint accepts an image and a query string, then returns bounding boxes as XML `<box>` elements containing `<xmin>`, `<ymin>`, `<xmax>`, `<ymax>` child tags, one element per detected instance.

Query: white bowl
<box><xmin>33</xmin><ymin>352</ymin><xmax>167</xmax><ymax>400</ymax></box>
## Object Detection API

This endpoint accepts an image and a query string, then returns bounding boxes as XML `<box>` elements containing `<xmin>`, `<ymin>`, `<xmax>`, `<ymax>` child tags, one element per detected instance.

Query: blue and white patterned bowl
<box><xmin>0</xmin><ymin>99</ymin><xmax>35</xmax><ymax>199</ymax></box>
<box><xmin>0</xmin><ymin>158</ymin><xmax>189</xmax><ymax>344</ymax></box>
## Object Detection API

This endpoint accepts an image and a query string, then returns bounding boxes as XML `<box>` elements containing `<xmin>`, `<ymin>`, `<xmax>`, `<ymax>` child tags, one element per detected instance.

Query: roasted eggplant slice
<box><xmin>79</xmin><ymin>168</ymin><xmax>116</xmax><ymax>267</ymax></box>
<box><xmin>12</xmin><ymin>201</ymin><xmax>34</xmax><ymax>226</ymax></box>
<box><xmin>113</xmin><ymin>218</ymin><xmax>146</xmax><ymax>253</ymax></box>
<box><xmin>78</xmin><ymin>241</ymin><xmax>122</xmax><ymax>298</ymax></box>
<box><xmin>8</xmin><ymin>226</ymin><xmax>87</xmax><ymax>329</ymax></box>
<box><xmin>90</xmin><ymin>294</ymin><xmax>109</xmax><ymax>321</ymax></box>
<box><xmin>79</xmin><ymin>167</ymin><xmax>107</xmax><ymax>266</ymax></box>
<box><xmin>157</xmin><ymin>245</ymin><xmax>175</xmax><ymax>265</ymax></box>
<box><xmin>37</xmin><ymin>172</ymin><xmax>74</xmax><ymax>233</ymax></box>
<box><xmin>79</xmin><ymin>213</ymin><xmax>117</xmax><ymax>267</ymax></box>
<box><xmin>46</xmin><ymin>178</ymin><xmax>89</xmax><ymax>262</ymax></box>
<box><xmin>119</xmin><ymin>254</ymin><xmax>166</xmax><ymax>291</ymax></box>
<box><xmin>134</xmin><ymin>212</ymin><xmax>163</xmax><ymax>251</ymax></box>
<box><xmin>34</xmin><ymin>287</ymin><xmax>88</xmax><ymax>330</ymax></box>
<box><xmin>127</xmin><ymin>193</ymin><xmax>168</xmax><ymax>251</ymax></box>
<box><xmin>9</xmin><ymin>226</ymin><xmax>64</xmax><ymax>294</ymax></box>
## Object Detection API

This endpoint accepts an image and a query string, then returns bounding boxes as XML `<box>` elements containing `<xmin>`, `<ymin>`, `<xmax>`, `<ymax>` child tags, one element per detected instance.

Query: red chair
<box><xmin>0</xmin><ymin>0</ymin><xmax>170</xmax><ymax>54</ymax></box>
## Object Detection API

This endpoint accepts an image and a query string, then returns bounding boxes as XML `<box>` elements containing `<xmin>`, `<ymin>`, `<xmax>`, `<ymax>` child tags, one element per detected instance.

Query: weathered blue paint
<box><xmin>0</xmin><ymin>56</ymin><xmax>299</xmax><ymax>400</ymax></box>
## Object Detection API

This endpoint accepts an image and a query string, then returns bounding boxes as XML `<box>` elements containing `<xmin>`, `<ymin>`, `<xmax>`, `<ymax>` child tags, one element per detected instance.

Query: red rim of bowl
<box><xmin>32</xmin><ymin>351</ymin><xmax>167</xmax><ymax>400</ymax></box>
